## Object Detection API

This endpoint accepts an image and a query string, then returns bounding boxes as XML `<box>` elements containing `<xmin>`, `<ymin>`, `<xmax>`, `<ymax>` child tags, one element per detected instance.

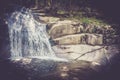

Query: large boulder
<box><xmin>49</xmin><ymin>24</ymin><xmax>83</xmax><ymax>39</ymax></box>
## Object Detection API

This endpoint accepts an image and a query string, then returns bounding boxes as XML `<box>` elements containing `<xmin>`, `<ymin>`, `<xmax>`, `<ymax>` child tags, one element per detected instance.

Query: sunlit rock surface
<box><xmin>53</xmin><ymin>33</ymin><xmax>103</xmax><ymax>45</ymax></box>
<box><xmin>38</xmin><ymin>16</ymin><xmax>119</xmax><ymax>65</ymax></box>
<box><xmin>53</xmin><ymin>44</ymin><xmax>119</xmax><ymax>64</ymax></box>
<box><xmin>48</xmin><ymin>20</ymin><xmax>115</xmax><ymax>39</ymax></box>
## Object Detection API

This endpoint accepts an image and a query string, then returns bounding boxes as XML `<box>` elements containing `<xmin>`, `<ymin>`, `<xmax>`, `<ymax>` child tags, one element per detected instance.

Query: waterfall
<box><xmin>7</xmin><ymin>8</ymin><xmax>55</xmax><ymax>59</ymax></box>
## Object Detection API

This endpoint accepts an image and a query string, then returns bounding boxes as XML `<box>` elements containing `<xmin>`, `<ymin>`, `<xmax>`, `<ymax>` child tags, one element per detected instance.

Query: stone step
<box><xmin>32</xmin><ymin>13</ymin><xmax>46</xmax><ymax>16</ymax></box>
<box><xmin>53</xmin><ymin>33</ymin><xmax>103</xmax><ymax>45</ymax></box>
<box><xmin>49</xmin><ymin>20</ymin><xmax>115</xmax><ymax>39</ymax></box>
<box><xmin>30</xmin><ymin>8</ymin><xmax>43</xmax><ymax>10</ymax></box>
<box><xmin>32</xmin><ymin>9</ymin><xmax>45</xmax><ymax>13</ymax></box>
<box><xmin>39</xmin><ymin>16</ymin><xmax>60</xmax><ymax>24</ymax></box>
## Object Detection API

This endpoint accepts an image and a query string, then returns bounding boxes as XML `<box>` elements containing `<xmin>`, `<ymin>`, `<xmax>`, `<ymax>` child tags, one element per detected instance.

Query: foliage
<box><xmin>79</xmin><ymin>17</ymin><xmax>106</xmax><ymax>25</ymax></box>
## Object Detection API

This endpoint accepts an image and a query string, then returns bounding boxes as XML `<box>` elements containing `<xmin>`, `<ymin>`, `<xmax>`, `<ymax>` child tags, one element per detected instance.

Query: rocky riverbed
<box><xmin>0</xmin><ymin>58</ymin><xmax>106</xmax><ymax>80</ymax></box>
<box><xmin>1</xmin><ymin>56</ymin><xmax>120</xmax><ymax>80</ymax></box>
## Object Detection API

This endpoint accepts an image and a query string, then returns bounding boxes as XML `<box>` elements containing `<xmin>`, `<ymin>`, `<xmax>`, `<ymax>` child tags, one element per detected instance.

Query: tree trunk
<box><xmin>35</xmin><ymin>0</ymin><xmax>38</xmax><ymax>8</ymax></box>
<box><xmin>69</xmin><ymin>0</ymin><xmax>73</xmax><ymax>16</ymax></box>
<box><xmin>32</xmin><ymin>0</ymin><xmax>38</xmax><ymax>9</ymax></box>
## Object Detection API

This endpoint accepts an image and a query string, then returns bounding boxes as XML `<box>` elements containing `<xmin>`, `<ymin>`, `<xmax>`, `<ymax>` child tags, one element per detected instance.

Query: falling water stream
<box><xmin>7</xmin><ymin>8</ymin><xmax>63</xmax><ymax>61</ymax></box>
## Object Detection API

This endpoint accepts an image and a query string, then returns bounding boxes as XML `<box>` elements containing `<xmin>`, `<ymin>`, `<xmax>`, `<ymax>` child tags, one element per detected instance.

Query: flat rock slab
<box><xmin>53</xmin><ymin>44</ymin><xmax>119</xmax><ymax>64</ymax></box>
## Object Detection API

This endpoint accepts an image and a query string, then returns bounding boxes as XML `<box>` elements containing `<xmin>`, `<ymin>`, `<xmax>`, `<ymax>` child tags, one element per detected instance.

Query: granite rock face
<box><xmin>40</xmin><ymin>16</ymin><xmax>119</xmax><ymax>64</ymax></box>
<box><xmin>49</xmin><ymin>20</ymin><xmax>114</xmax><ymax>39</ymax></box>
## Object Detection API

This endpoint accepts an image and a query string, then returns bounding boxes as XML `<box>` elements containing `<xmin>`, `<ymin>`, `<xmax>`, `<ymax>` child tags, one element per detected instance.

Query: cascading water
<box><xmin>7</xmin><ymin>8</ymin><xmax>56</xmax><ymax>60</ymax></box>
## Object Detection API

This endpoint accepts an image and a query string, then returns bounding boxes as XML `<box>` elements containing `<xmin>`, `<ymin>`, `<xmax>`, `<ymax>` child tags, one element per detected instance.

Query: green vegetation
<box><xmin>79</xmin><ymin>17</ymin><xmax>106</xmax><ymax>25</ymax></box>
<box><xmin>55</xmin><ymin>8</ymin><xmax>106</xmax><ymax>26</ymax></box>
<box><xmin>63</xmin><ymin>15</ymin><xmax>107</xmax><ymax>26</ymax></box>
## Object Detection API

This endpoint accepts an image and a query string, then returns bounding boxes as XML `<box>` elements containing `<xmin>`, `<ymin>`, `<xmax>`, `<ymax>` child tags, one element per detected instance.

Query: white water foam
<box><xmin>7</xmin><ymin>8</ymin><xmax>67</xmax><ymax>62</ymax></box>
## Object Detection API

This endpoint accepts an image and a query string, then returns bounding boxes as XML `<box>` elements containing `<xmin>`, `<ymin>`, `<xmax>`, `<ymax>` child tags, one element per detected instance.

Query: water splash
<box><xmin>7</xmin><ymin>8</ymin><xmax>56</xmax><ymax>60</ymax></box>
